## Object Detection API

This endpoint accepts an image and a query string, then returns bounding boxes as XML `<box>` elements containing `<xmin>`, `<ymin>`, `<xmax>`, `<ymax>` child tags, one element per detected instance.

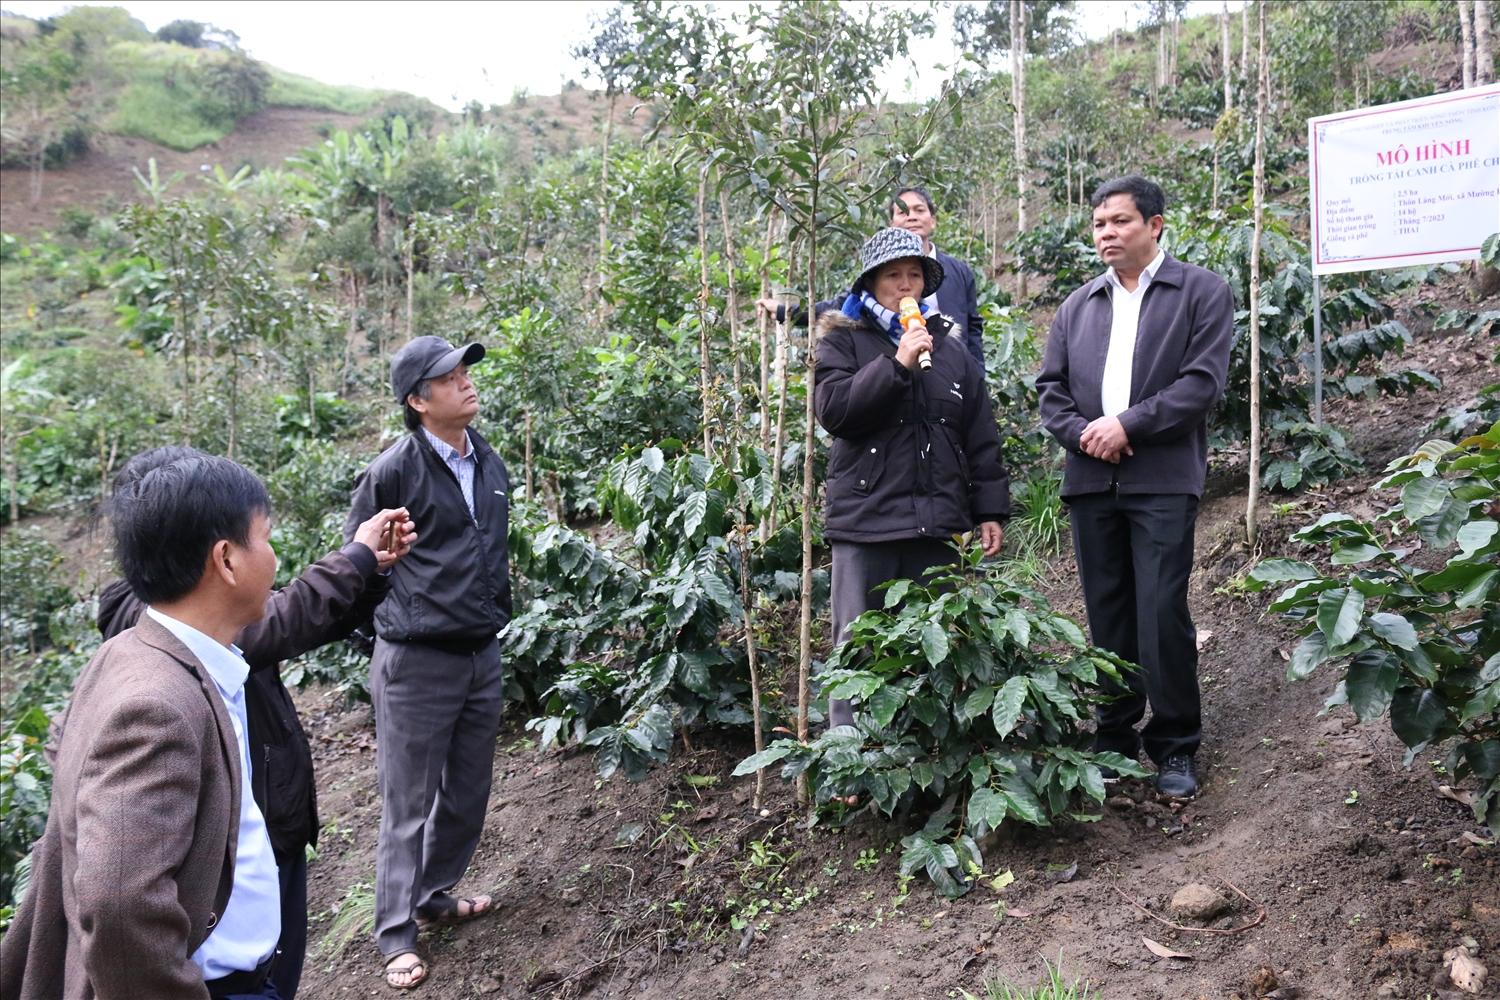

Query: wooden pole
<box><xmin>1246</xmin><ymin>0</ymin><xmax>1267</xmax><ymax>547</ymax></box>
<box><xmin>739</xmin><ymin>525</ymin><xmax>765</xmax><ymax>811</ymax></box>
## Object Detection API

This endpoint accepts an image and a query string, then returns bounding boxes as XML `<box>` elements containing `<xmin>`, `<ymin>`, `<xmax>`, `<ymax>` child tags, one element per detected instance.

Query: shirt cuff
<box><xmin>341</xmin><ymin>541</ymin><xmax>380</xmax><ymax>579</ymax></box>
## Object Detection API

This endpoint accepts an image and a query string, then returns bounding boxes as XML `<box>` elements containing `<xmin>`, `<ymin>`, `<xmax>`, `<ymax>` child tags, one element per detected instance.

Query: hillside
<box><xmin>2</xmin><ymin>3</ymin><xmax>1498</xmax><ymax>999</ymax></box>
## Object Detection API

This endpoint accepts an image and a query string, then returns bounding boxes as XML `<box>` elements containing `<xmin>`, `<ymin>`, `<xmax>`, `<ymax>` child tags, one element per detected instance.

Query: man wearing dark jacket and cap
<box><xmin>92</xmin><ymin>446</ymin><xmax>414</xmax><ymax>1000</ymax></box>
<box><xmin>814</xmin><ymin>227</ymin><xmax>1011</xmax><ymax>730</ymax></box>
<box><xmin>1036</xmin><ymin>175</ymin><xmax>1233</xmax><ymax>799</ymax></box>
<box><xmin>343</xmin><ymin>336</ymin><xmax>511</xmax><ymax>990</ymax></box>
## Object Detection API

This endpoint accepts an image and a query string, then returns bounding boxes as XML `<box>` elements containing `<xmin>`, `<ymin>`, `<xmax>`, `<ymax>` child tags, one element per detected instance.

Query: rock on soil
<box><xmin>1170</xmin><ymin>882</ymin><xmax>1231</xmax><ymax>922</ymax></box>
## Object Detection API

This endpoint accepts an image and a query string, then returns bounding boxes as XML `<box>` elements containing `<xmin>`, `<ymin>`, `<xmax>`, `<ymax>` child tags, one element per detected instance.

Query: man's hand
<box><xmin>755</xmin><ymin>297</ymin><xmax>779</xmax><ymax>317</ymax></box>
<box><xmin>1079</xmin><ymin>415</ymin><xmax>1133</xmax><ymax>464</ymax></box>
<box><xmin>352</xmin><ymin>507</ymin><xmax>417</xmax><ymax>570</ymax></box>
<box><xmin>895</xmin><ymin>324</ymin><xmax>934</xmax><ymax>371</ymax></box>
<box><xmin>979</xmin><ymin>521</ymin><xmax>1004</xmax><ymax>557</ymax></box>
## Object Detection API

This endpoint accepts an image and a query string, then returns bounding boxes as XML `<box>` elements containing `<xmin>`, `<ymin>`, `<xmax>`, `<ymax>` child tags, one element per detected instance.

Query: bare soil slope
<box><xmin>294</xmin><ymin>319</ymin><xmax>1499</xmax><ymax>1000</ymax></box>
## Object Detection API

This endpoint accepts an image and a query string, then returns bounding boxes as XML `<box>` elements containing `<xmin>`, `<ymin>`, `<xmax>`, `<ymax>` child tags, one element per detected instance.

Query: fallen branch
<box><xmin>1110</xmin><ymin>876</ymin><xmax>1267</xmax><ymax>937</ymax></box>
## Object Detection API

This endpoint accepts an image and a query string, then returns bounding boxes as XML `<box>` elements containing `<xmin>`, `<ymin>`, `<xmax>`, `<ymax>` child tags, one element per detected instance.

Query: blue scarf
<box><xmin>843</xmin><ymin>289</ymin><xmax>933</xmax><ymax>345</ymax></box>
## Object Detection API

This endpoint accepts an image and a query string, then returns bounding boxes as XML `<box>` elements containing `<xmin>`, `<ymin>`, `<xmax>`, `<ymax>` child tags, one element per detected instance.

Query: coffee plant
<box><xmin>1249</xmin><ymin>423</ymin><xmax>1500</xmax><ymax>829</ymax></box>
<box><xmin>734</xmin><ymin>543</ymin><xmax>1148</xmax><ymax>897</ymax></box>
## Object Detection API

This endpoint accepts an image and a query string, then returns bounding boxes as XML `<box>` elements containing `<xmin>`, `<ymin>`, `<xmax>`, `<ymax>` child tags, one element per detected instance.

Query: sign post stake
<box><xmin>1311</xmin><ymin>271</ymin><xmax>1323</xmax><ymax>427</ymax></box>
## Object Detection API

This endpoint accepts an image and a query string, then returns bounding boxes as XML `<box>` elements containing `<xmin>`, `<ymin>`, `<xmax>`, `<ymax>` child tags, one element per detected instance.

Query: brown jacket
<box><xmin>0</xmin><ymin>616</ymin><xmax>239</xmax><ymax>1000</ymax></box>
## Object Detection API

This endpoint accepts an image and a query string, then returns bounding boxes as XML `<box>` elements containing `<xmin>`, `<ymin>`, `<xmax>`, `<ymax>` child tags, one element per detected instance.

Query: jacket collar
<box><xmin>1085</xmin><ymin>251</ymin><xmax>1184</xmax><ymax>298</ymax></box>
<box><xmin>412</xmin><ymin>424</ymin><xmax>495</xmax><ymax>462</ymax></box>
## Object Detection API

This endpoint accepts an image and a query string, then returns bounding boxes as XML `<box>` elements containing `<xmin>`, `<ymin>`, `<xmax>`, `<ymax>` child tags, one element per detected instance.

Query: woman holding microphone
<box><xmin>777</xmin><ymin>226</ymin><xmax>1010</xmax><ymax>731</ymax></box>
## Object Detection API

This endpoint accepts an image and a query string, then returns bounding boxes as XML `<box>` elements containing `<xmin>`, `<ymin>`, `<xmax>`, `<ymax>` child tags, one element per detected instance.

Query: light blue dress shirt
<box><xmin>146</xmin><ymin>608</ymin><xmax>281</xmax><ymax>979</ymax></box>
<box><xmin>422</xmin><ymin>425</ymin><xmax>477</xmax><ymax>518</ymax></box>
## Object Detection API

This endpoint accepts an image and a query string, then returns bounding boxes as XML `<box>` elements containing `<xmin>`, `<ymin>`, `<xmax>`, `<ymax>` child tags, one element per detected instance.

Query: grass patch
<box><xmin>105</xmin><ymin>42</ymin><xmax>228</xmax><ymax>150</ymax></box>
<box><xmin>266</xmin><ymin>67</ymin><xmax>391</xmax><ymax>116</ymax></box>
<box><xmin>965</xmin><ymin>954</ymin><xmax>1100</xmax><ymax>1000</ymax></box>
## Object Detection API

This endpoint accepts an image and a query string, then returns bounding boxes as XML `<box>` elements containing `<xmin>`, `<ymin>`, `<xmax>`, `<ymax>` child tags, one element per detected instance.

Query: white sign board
<box><xmin>1309</xmin><ymin>84</ymin><xmax>1500</xmax><ymax>275</ymax></box>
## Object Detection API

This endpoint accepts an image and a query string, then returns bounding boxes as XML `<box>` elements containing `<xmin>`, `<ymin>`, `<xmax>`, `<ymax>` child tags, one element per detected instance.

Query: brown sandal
<box><xmin>415</xmin><ymin>894</ymin><xmax>493</xmax><ymax>932</ymax></box>
<box><xmin>385</xmin><ymin>952</ymin><xmax>428</xmax><ymax>990</ymax></box>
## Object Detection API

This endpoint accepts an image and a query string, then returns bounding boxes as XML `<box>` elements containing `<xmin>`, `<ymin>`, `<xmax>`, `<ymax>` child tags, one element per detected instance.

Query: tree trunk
<box><xmin>1240</xmin><ymin>1</ymin><xmax>1250</xmax><ymax>88</ymax></box>
<box><xmin>696</xmin><ymin>166</ymin><xmax>715</xmax><ymax>459</ymax></box>
<box><xmin>227</xmin><ymin>357</ymin><xmax>238</xmax><ymax>460</ymax></box>
<box><xmin>405</xmin><ymin>228</ymin><xmax>415</xmax><ymax>341</ymax></box>
<box><xmin>29</xmin><ymin>144</ymin><xmax>44</xmax><ymax>208</ymax></box>
<box><xmin>757</xmin><ymin>209</ymin><xmax>778</xmax><ymax>460</ymax></box>
<box><xmin>796</xmin><ymin>203</ymin><xmax>818</xmax><ymax>806</ymax></box>
<box><xmin>308</xmin><ymin>364</ymin><xmax>318</xmax><ymax>439</ymax></box>
<box><xmin>598</xmin><ymin>90</ymin><xmax>617</xmax><ymax>302</ymax></box>
<box><xmin>1247</xmin><ymin>0</ymin><xmax>1268</xmax><ymax>547</ymax></box>
<box><xmin>719</xmin><ymin>185</ymin><xmax>743</xmax><ymax>434</ymax></box>
<box><xmin>1476</xmin><ymin>0</ymin><xmax>1493</xmax><ymax>85</ymax></box>
<box><xmin>8</xmin><ymin>441</ymin><xmax>19</xmax><ymax>525</ymax></box>
<box><xmin>1011</xmin><ymin>0</ymin><xmax>1028</xmax><ymax>301</ymax></box>
<box><xmin>525</xmin><ymin>410</ymin><xmax>535</xmax><ymax>501</ymax></box>
<box><xmin>738</xmin><ymin>525</ymin><xmax>766</xmax><ymax>811</ymax></box>
<box><xmin>1461</xmin><ymin>1</ymin><xmax>1477</xmax><ymax>89</ymax></box>
<box><xmin>1222</xmin><ymin>1</ymin><xmax>1233</xmax><ymax>109</ymax></box>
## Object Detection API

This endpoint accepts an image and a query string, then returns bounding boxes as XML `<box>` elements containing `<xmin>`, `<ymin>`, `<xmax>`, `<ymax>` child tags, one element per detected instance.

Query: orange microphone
<box><xmin>898</xmin><ymin>297</ymin><xmax>931</xmax><ymax>371</ymax></box>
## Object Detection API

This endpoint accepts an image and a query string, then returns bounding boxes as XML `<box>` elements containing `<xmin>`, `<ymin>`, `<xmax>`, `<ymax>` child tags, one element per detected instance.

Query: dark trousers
<box><xmin>827</xmin><ymin>538</ymin><xmax>957</xmax><ymax>727</ymax></box>
<box><xmin>1068</xmin><ymin>491</ymin><xmax>1201</xmax><ymax>764</ymax></box>
<box><xmin>268</xmin><ymin>851</ymin><xmax>307</xmax><ymax>1000</ymax></box>
<box><xmin>371</xmin><ymin>638</ymin><xmax>505</xmax><ymax>958</ymax></box>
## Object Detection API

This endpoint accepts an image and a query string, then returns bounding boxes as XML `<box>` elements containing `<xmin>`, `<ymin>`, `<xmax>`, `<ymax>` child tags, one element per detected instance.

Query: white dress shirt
<box><xmin>146</xmin><ymin>608</ymin><xmax>281</xmax><ymax>979</ymax></box>
<box><xmin>1100</xmin><ymin>249</ymin><xmax>1166</xmax><ymax>418</ymax></box>
<box><xmin>922</xmin><ymin>241</ymin><xmax>941</xmax><ymax>314</ymax></box>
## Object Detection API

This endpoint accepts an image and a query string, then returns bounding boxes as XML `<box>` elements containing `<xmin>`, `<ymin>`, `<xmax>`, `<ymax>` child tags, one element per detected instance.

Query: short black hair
<box><xmin>106</xmin><ymin>454</ymin><xmax>270</xmax><ymax>604</ymax></box>
<box><xmin>891</xmin><ymin>186</ymin><xmax>935</xmax><ymax>218</ymax></box>
<box><xmin>112</xmin><ymin>445</ymin><xmax>203</xmax><ymax>494</ymax></box>
<box><xmin>402</xmin><ymin>377</ymin><xmax>432</xmax><ymax>432</ymax></box>
<box><xmin>1090</xmin><ymin>175</ymin><xmax>1166</xmax><ymax>221</ymax></box>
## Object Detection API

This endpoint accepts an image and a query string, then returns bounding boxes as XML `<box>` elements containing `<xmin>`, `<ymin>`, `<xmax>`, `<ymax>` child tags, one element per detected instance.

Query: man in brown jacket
<box><xmin>0</xmin><ymin>454</ymin><xmax>343</xmax><ymax>999</ymax></box>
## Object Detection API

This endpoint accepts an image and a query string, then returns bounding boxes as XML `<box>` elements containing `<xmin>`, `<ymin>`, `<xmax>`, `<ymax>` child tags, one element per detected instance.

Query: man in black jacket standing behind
<box><xmin>1036</xmin><ymin>176</ymin><xmax>1233</xmax><ymax>799</ymax></box>
<box><xmin>891</xmin><ymin>186</ymin><xmax>987</xmax><ymax>370</ymax></box>
<box><xmin>344</xmin><ymin>335</ymin><xmax>511</xmax><ymax>990</ymax></box>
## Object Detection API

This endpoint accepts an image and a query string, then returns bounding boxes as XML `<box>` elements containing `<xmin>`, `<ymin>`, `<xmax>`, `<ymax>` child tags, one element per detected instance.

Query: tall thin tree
<box><xmin>1246</xmin><ymin>0</ymin><xmax>1268</xmax><ymax>546</ymax></box>
<box><xmin>1221</xmin><ymin>1</ymin><xmax>1233</xmax><ymax>109</ymax></box>
<box><xmin>1476</xmin><ymin>0</ymin><xmax>1493</xmax><ymax>84</ymax></box>
<box><xmin>1011</xmin><ymin>0</ymin><xmax>1028</xmax><ymax>301</ymax></box>
<box><xmin>1461</xmin><ymin>0</ymin><xmax>1476</xmax><ymax>90</ymax></box>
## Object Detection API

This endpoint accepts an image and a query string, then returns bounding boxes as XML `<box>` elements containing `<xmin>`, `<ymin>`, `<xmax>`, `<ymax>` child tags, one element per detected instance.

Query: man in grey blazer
<box><xmin>2</xmin><ymin>455</ymin><xmax>288</xmax><ymax>999</ymax></box>
<box><xmin>1036</xmin><ymin>175</ymin><xmax>1233</xmax><ymax>799</ymax></box>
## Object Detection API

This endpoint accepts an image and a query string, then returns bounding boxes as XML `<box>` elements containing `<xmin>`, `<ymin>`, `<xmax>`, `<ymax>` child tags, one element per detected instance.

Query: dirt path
<box><xmin>295</xmin><ymin>325</ymin><xmax>1498</xmax><ymax>999</ymax></box>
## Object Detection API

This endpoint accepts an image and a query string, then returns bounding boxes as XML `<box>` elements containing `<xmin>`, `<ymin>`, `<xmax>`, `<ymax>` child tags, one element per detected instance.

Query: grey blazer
<box><xmin>1</xmin><ymin>616</ymin><xmax>239</xmax><ymax>1000</ymax></box>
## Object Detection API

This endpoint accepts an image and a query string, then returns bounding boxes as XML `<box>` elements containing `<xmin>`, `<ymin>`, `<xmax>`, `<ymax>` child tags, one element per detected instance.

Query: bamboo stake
<box><xmin>1246</xmin><ymin>0</ymin><xmax>1267</xmax><ymax>547</ymax></box>
<box><xmin>796</xmin><ymin>189</ymin><xmax>819</xmax><ymax>809</ymax></box>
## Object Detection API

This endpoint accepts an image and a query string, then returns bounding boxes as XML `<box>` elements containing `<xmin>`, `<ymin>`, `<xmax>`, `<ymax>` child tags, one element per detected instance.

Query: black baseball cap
<box><xmin>390</xmin><ymin>336</ymin><xmax>485</xmax><ymax>404</ymax></box>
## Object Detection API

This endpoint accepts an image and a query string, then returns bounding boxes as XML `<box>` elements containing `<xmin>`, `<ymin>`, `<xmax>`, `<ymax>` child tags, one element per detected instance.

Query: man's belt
<box><xmin>205</xmin><ymin>948</ymin><xmax>278</xmax><ymax>999</ymax></box>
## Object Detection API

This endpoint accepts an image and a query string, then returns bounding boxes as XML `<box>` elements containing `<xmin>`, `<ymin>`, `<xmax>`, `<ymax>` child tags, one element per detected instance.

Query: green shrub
<box><xmin>1249</xmin><ymin>424</ymin><xmax>1500</xmax><ymax>829</ymax></box>
<box><xmin>0</xmin><ymin>528</ymin><xmax>71</xmax><ymax>653</ymax></box>
<box><xmin>264</xmin><ymin>67</ymin><xmax>390</xmax><ymax>115</ymax></box>
<box><xmin>734</xmin><ymin>544</ymin><xmax>1148</xmax><ymax>897</ymax></box>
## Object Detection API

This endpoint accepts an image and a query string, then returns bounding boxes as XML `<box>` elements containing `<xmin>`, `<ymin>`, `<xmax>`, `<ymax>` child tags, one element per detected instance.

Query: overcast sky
<box><xmin>1</xmin><ymin>1</ymin><xmax>1233</xmax><ymax>110</ymax></box>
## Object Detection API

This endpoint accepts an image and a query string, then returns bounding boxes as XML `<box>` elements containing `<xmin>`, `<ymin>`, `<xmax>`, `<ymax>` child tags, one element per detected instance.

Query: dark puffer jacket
<box><xmin>814</xmin><ymin>295</ymin><xmax>1010</xmax><ymax>543</ymax></box>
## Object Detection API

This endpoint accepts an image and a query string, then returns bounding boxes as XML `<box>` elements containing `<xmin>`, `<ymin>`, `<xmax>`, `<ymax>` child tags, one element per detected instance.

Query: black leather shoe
<box><xmin>1097</xmin><ymin>765</ymin><xmax>1120</xmax><ymax>781</ymax></box>
<box><xmin>1155</xmin><ymin>754</ymin><xmax>1198</xmax><ymax>798</ymax></box>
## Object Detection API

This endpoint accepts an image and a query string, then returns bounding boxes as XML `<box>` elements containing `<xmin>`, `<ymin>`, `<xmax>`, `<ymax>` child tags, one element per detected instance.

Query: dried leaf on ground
<box><xmin>1143</xmin><ymin>937</ymin><xmax>1193</xmax><ymax>960</ymax></box>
